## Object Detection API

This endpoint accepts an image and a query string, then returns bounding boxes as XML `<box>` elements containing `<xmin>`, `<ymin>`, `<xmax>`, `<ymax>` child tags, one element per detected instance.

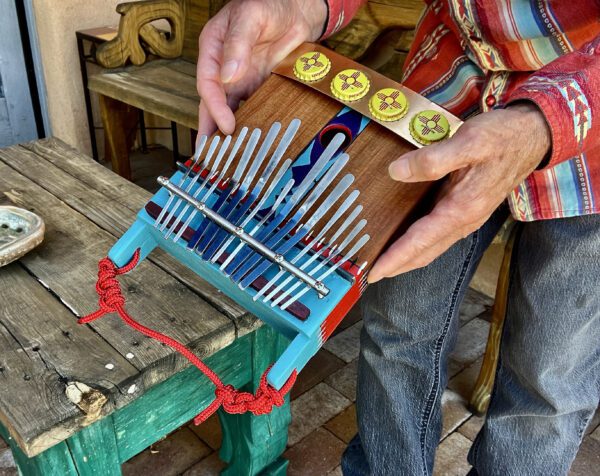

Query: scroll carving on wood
<box><xmin>96</xmin><ymin>0</ymin><xmax>186</xmax><ymax>69</ymax></box>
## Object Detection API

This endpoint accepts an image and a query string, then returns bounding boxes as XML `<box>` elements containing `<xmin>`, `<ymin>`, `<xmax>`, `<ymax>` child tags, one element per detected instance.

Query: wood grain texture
<box><xmin>218</xmin><ymin>326</ymin><xmax>291</xmax><ymax>476</ymax></box>
<box><xmin>96</xmin><ymin>0</ymin><xmax>186</xmax><ymax>68</ymax></box>
<box><xmin>112</xmin><ymin>334</ymin><xmax>251</xmax><ymax>463</ymax></box>
<box><xmin>210</xmin><ymin>74</ymin><xmax>433</xmax><ymax>268</ymax></box>
<box><xmin>469</xmin><ymin>224</ymin><xmax>517</xmax><ymax>415</ymax></box>
<box><xmin>0</xmin><ymin>141</ymin><xmax>290</xmax><ymax>473</ymax></box>
<box><xmin>65</xmin><ymin>416</ymin><xmax>121</xmax><ymax>475</ymax></box>
<box><xmin>89</xmin><ymin>59</ymin><xmax>199</xmax><ymax>130</ymax></box>
<box><xmin>0</xmin><ymin>152</ymin><xmax>238</xmax><ymax>454</ymax></box>
<box><xmin>0</xmin><ymin>264</ymin><xmax>136</xmax><ymax>456</ymax></box>
<box><xmin>0</xmin><ymin>155</ymin><xmax>234</xmax><ymax>368</ymax></box>
<box><xmin>181</xmin><ymin>0</ymin><xmax>229</xmax><ymax>61</ymax></box>
<box><xmin>98</xmin><ymin>94</ymin><xmax>138</xmax><ymax>180</ymax></box>
<box><xmin>89</xmin><ymin>0</ymin><xmax>421</xmax><ymax>130</ymax></box>
<box><xmin>16</xmin><ymin>138</ymin><xmax>245</xmax><ymax>321</ymax></box>
<box><xmin>0</xmin><ymin>423</ymin><xmax>78</xmax><ymax>476</ymax></box>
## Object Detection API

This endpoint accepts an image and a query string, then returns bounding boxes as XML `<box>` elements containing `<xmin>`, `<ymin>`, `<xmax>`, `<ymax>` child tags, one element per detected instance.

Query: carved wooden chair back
<box><xmin>96</xmin><ymin>0</ymin><xmax>425</xmax><ymax>75</ymax></box>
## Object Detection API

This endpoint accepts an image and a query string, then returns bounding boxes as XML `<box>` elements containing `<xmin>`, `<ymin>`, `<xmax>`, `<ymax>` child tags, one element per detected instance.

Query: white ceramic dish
<box><xmin>0</xmin><ymin>206</ymin><xmax>45</xmax><ymax>267</ymax></box>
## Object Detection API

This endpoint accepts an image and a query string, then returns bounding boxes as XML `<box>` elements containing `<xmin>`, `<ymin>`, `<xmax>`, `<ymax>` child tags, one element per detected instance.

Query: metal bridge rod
<box><xmin>157</xmin><ymin>176</ymin><xmax>330</xmax><ymax>297</ymax></box>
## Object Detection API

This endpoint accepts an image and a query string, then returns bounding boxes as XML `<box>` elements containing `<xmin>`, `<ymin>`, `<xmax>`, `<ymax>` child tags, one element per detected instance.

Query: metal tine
<box><xmin>195</xmin><ymin>122</ymin><xmax>282</xmax><ymax>248</ymax></box>
<box><xmin>271</xmin><ymin>218</ymin><xmax>367</xmax><ymax>308</ymax></box>
<box><xmin>159</xmin><ymin>135</ymin><xmax>221</xmax><ymax>233</ymax></box>
<box><xmin>185</xmin><ymin>127</ymin><xmax>261</xmax><ymax>249</ymax></box>
<box><xmin>265</xmin><ymin>207</ymin><xmax>364</xmax><ymax>304</ymax></box>
<box><xmin>158</xmin><ymin>134</ymin><xmax>215</xmax><ymax>232</ymax></box>
<box><xmin>220</xmin><ymin>132</ymin><xmax>347</xmax><ymax>276</ymax></box>
<box><xmin>165</xmin><ymin>135</ymin><xmax>232</xmax><ymax>239</ymax></box>
<box><xmin>171</xmin><ymin>128</ymin><xmax>249</xmax><ymax>243</ymax></box>
<box><xmin>188</xmin><ymin>128</ymin><xmax>262</xmax><ymax>251</ymax></box>
<box><xmin>230</xmin><ymin>152</ymin><xmax>350</xmax><ymax>284</ymax></box>
<box><xmin>217</xmin><ymin>178</ymin><xmax>295</xmax><ymax>268</ymax></box>
<box><xmin>204</xmin><ymin>159</ymin><xmax>293</xmax><ymax>261</ymax></box>
<box><xmin>255</xmin><ymin>192</ymin><xmax>361</xmax><ymax>302</ymax></box>
<box><xmin>199</xmin><ymin>119</ymin><xmax>301</xmax><ymax>257</ymax></box>
<box><xmin>281</xmin><ymin>233</ymin><xmax>370</xmax><ymax>310</ymax></box>
<box><xmin>155</xmin><ymin>135</ymin><xmax>207</xmax><ymax>228</ymax></box>
<box><xmin>201</xmin><ymin>119</ymin><xmax>300</xmax><ymax>253</ymax></box>
<box><xmin>238</xmin><ymin>170</ymin><xmax>354</xmax><ymax>290</ymax></box>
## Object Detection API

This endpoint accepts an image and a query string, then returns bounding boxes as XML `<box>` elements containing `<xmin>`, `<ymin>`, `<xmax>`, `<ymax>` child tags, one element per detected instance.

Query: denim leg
<box><xmin>342</xmin><ymin>207</ymin><xmax>508</xmax><ymax>476</ymax></box>
<box><xmin>469</xmin><ymin>214</ymin><xmax>600</xmax><ymax>475</ymax></box>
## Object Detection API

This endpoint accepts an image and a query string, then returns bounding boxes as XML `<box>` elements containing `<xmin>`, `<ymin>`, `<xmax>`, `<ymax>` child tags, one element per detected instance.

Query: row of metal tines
<box><xmin>153</xmin><ymin>119</ymin><xmax>370</xmax><ymax>310</ymax></box>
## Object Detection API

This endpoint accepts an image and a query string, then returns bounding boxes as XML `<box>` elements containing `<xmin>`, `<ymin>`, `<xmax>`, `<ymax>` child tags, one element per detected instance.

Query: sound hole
<box><xmin>319</xmin><ymin>124</ymin><xmax>353</xmax><ymax>150</ymax></box>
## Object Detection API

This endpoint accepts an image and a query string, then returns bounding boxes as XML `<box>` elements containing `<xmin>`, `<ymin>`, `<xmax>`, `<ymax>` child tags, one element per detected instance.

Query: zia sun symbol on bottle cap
<box><xmin>410</xmin><ymin>110</ymin><xmax>450</xmax><ymax>145</ymax></box>
<box><xmin>293</xmin><ymin>51</ymin><xmax>331</xmax><ymax>82</ymax></box>
<box><xmin>368</xmin><ymin>88</ymin><xmax>409</xmax><ymax>122</ymax></box>
<box><xmin>331</xmin><ymin>69</ymin><xmax>370</xmax><ymax>102</ymax></box>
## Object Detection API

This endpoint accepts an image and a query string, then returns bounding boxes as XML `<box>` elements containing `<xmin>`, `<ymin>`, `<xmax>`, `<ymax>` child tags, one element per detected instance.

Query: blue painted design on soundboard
<box><xmin>272</xmin><ymin>107</ymin><xmax>367</xmax><ymax>209</ymax></box>
<box><xmin>228</xmin><ymin>107</ymin><xmax>369</xmax><ymax>282</ymax></box>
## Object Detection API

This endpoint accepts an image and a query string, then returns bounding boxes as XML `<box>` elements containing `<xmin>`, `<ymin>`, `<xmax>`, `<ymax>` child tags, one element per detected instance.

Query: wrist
<box><xmin>508</xmin><ymin>102</ymin><xmax>552</xmax><ymax>169</ymax></box>
<box><xmin>299</xmin><ymin>0</ymin><xmax>328</xmax><ymax>40</ymax></box>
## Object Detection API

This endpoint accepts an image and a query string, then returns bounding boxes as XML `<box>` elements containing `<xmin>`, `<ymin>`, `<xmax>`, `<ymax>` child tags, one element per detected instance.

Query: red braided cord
<box><xmin>79</xmin><ymin>249</ymin><xmax>297</xmax><ymax>424</ymax></box>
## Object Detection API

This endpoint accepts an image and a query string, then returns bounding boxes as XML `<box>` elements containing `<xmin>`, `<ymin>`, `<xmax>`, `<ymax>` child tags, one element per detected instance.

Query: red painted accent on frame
<box><xmin>320</xmin><ymin>277</ymin><xmax>364</xmax><ymax>342</ymax></box>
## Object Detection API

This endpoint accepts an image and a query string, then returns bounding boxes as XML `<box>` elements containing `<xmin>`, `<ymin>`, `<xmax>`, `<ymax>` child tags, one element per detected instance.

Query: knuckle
<box><xmin>417</xmin><ymin>152</ymin><xmax>441</xmax><ymax>179</ymax></box>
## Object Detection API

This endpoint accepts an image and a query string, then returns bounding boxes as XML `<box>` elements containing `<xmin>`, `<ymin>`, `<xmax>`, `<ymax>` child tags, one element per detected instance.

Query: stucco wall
<box><xmin>32</xmin><ymin>0</ymin><xmax>130</xmax><ymax>155</ymax></box>
<box><xmin>33</xmin><ymin>0</ymin><xmax>188</xmax><ymax>157</ymax></box>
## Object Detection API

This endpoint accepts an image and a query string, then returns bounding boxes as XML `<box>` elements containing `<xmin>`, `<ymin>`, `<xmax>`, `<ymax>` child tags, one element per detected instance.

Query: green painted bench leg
<box><xmin>66</xmin><ymin>415</ymin><xmax>122</xmax><ymax>475</ymax></box>
<box><xmin>219</xmin><ymin>325</ymin><xmax>291</xmax><ymax>476</ymax></box>
<box><xmin>0</xmin><ymin>422</ymin><xmax>78</xmax><ymax>476</ymax></box>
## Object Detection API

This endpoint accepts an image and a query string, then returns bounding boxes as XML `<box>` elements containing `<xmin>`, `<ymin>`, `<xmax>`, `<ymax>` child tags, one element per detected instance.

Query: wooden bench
<box><xmin>88</xmin><ymin>0</ymin><xmax>425</xmax><ymax>180</ymax></box>
<box><xmin>0</xmin><ymin>138</ymin><xmax>291</xmax><ymax>475</ymax></box>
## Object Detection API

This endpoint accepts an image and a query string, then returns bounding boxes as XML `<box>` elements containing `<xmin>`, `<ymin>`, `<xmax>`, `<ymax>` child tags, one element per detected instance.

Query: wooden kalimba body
<box><xmin>105</xmin><ymin>44</ymin><xmax>461</xmax><ymax>391</ymax></box>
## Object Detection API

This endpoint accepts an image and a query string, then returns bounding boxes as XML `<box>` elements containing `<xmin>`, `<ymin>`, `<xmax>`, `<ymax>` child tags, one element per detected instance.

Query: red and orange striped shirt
<box><xmin>323</xmin><ymin>0</ymin><xmax>600</xmax><ymax>221</ymax></box>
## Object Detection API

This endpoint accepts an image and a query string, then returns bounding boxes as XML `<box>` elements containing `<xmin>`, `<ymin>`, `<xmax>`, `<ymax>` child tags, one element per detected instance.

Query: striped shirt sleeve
<box><xmin>319</xmin><ymin>0</ymin><xmax>367</xmax><ymax>39</ymax></box>
<box><xmin>507</xmin><ymin>35</ymin><xmax>600</xmax><ymax>169</ymax></box>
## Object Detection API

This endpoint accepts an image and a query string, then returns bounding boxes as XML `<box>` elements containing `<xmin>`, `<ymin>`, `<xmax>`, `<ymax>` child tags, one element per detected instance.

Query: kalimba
<box><xmin>84</xmin><ymin>43</ymin><xmax>461</xmax><ymax>418</ymax></box>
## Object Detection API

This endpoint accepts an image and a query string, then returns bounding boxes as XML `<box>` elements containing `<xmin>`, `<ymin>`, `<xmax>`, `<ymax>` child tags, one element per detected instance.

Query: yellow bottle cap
<box><xmin>330</xmin><ymin>69</ymin><xmax>370</xmax><ymax>102</ymax></box>
<box><xmin>368</xmin><ymin>88</ymin><xmax>409</xmax><ymax>122</ymax></box>
<box><xmin>293</xmin><ymin>52</ymin><xmax>331</xmax><ymax>82</ymax></box>
<box><xmin>409</xmin><ymin>110</ymin><xmax>450</xmax><ymax>144</ymax></box>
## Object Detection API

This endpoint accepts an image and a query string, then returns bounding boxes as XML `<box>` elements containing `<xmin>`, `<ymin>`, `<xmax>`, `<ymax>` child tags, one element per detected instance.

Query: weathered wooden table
<box><xmin>0</xmin><ymin>138</ymin><xmax>290</xmax><ymax>475</ymax></box>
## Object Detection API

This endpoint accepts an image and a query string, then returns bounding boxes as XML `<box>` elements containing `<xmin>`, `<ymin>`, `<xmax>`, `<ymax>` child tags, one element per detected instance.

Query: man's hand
<box><xmin>368</xmin><ymin>103</ymin><xmax>552</xmax><ymax>283</ymax></box>
<box><xmin>196</xmin><ymin>0</ymin><xmax>327</xmax><ymax>136</ymax></box>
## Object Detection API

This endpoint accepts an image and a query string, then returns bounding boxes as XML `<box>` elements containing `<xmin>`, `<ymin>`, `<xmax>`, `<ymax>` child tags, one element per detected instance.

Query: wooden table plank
<box><xmin>0</xmin><ymin>264</ymin><xmax>137</xmax><ymax>457</ymax></box>
<box><xmin>15</xmin><ymin>138</ymin><xmax>246</xmax><ymax>322</ymax></box>
<box><xmin>0</xmin><ymin>160</ymin><xmax>235</xmax><ymax>396</ymax></box>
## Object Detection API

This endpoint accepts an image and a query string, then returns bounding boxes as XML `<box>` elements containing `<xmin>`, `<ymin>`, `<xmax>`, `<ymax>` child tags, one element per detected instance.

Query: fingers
<box><xmin>197</xmin><ymin>18</ymin><xmax>236</xmax><ymax>134</ymax></box>
<box><xmin>388</xmin><ymin>129</ymin><xmax>475</xmax><ymax>183</ymax></box>
<box><xmin>198</xmin><ymin>101</ymin><xmax>217</xmax><ymax>137</ymax></box>
<box><xmin>220</xmin><ymin>7</ymin><xmax>262</xmax><ymax>84</ymax></box>
<box><xmin>197</xmin><ymin>4</ymin><xmax>264</xmax><ymax>134</ymax></box>
<box><xmin>367</xmin><ymin>198</ymin><xmax>486</xmax><ymax>283</ymax></box>
<box><xmin>367</xmin><ymin>214</ymin><xmax>457</xmax><ymax>283</ymax></box>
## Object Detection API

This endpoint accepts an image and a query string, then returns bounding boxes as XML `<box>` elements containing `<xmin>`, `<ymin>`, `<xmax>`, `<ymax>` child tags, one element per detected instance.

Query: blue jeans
<box><xmin>341</xmin><ymin>206</ymin><xmax>600</xmax><ymax>475</ymax></box>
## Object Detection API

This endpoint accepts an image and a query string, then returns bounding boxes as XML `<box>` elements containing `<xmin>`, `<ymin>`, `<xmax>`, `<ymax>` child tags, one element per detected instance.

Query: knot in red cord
<box><xmin>95</xmin><ymin>257</ymin><xmax>126</xmax><ymax>311</ymax></box>
<box><xmin>80</xmin><ymin>250</ymin><xmax>140</xmax><ymax>324</ymax></box>
<box><xmin>194</xmin><ymin>367</ymin><xmax>297</xmax><ymax>424</ymax></box>
<box><xmin>81</xmin><ymin>249</ymin><xmax>298</xmax><ymax>425</ymax></box>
